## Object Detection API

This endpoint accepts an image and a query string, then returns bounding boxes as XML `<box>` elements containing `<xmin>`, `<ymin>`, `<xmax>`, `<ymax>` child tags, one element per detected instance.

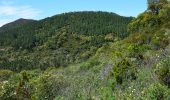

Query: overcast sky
<box><xmin>0</xmin><ymin>0</ymin><xmax>147</xmax><ymax>27</ymax></box>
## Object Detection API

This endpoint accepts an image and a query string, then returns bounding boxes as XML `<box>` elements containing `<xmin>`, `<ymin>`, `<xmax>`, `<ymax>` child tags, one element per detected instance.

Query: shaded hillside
<box><xmin>0</xmin><ymin>19</ymin><xmax>39</xmax><ymax>49</ymax></box>
<box><xmin>0</xmin><ymin>18</ymin><xmax>36</xmax><ymax>32</ymax></box>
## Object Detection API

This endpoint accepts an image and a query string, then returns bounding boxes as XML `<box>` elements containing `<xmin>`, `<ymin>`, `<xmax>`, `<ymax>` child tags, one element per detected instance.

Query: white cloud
<box><xmin>0</xmin><ymin>19</ymin><xmax>15</xmax><ymax>27</ymax></box>
<box><xmin>0</xmin><ymin>1</ymin><xmax>41</xmax><ymax>27</ymax></box>
<box><xmin>0</xmin><ymin>6</ymin><xmax>17</xmax><ymax>15</ymax></box>
<box><xmin>0</xmin><ymin>5</ymin><xmax>41</xmax><ymax>18</ymax></box>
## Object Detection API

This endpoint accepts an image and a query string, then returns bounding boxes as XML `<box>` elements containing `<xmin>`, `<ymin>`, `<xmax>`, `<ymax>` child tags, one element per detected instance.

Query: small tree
<box><xmin>16</xmin><ymin>71</ymin><xmax>30</xmax><ymax>100</ymax></box>
<box><xmin>147</xmin><ymin>0</ymin><xmax>160</xmax><ymax>14</ymax></box>
<box><xmin>147</xmin><ymin>0</ymin><xmax>168</xmax><ymax>14</ymax></box>
<box><xmin>112</xmin><ymin>58</ymin><xmax>137</xmax><ymax>84</ymax></box>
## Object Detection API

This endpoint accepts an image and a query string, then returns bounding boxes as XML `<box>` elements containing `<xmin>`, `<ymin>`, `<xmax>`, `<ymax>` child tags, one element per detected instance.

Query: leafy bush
<box><xmin>151</xmin><ymin>31</ymin><xmax>169</xmax><ymax>50</ymax></box>
<box><xmin>98</xmin><ymin>87</ymin><xmax>115</xmax><ymax>99</ymax></box>
<box><xmin>0</xmin><ymin>74</ymin><xmax>20</xmax><ymax>100</ymax></box>
<box><xmin>111</xmin><ymin>58</ymin><xmax>137</xmax><ymax>84</ymax></box>
<box><xmin>127</xmin><ymin>44</ymin><xmax>147</xmax><ymax>60</ymax></box>
<box><xmin>154</xmin><ymin>57</ymin><xmax>170</xmax><ymax>87</ymax></box>
<box><xmin>80</xmin><ymin>59</ymin><xmax>100</xmax><ymax>70</ymax></box>
<box><xmin>0</xmin><ymin>70</ymin><xmax>13</xmax><ymax>81</ymax></box>
<box><xmin>142</xmin><ymin>83</ymin><xmax>170</xmax><ymax>100</ymax></box>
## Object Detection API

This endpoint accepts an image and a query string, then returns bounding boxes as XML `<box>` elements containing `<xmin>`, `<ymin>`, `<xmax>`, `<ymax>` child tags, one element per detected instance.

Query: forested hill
<box><xmin>40</xmin><ymin>11</ymin><xmax>132</xmax><ymax>36</ymax></box>
<box><xmin>0</xmin><ymin>11</ymin><xmax>133</xmax><ymax>71</ymax></box>
<box><xmin>0</xmin><ymin>18</ymin><xmax>36</xmax><ymax>32</ymax></box>
<box><xmin>0</xmin><ymin>11</ymin><xmax>132</xmax><ymax>49</ymax></box>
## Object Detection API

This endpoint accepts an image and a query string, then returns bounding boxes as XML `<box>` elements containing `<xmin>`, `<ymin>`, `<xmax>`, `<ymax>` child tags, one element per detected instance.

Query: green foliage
<box><xmin>0</xmin><ymin>11</ymin><xmax>132</xmax><ymax>50</ymax></box>
<box><xmin>151</xmin><ymin>31</ymin><xmax>169</xmax><ymax>50</ymax></box>
<box><xmin>0</xmin><ymin>20</ymin><xmax>38</xmax><ymax>50</ymax></box>
<box><xmin>0</xmin><ymin>11</ymin><xmax>132</xmax><ymax>71</ymax></box>
<box><xmin>154</xmin><ymin>57</ymin><xmax>170</xmax><ymax>87</ymax></box>
<box><xmin>128</xmin><ymin>12</ymin><xmax>160</xmax><ymax>34</ymax></box>
<box><xmin>147</xmin><ymin>0</ymin><xmax>168</xmax><ymax>14</ymax></box>
<box><xmin>111</xmin><ymin>58</ymin><xmax>137</xmax><ymax>84</ymax></box>
<box><xmin>0</xmin><ymin>74</ymin><xmax>20</xmax><ymax>100</ymax></box>
<box><xmin>127</xmin><ymin>44</ymin><xmax>147</xmax><ymax>59</ymax></box>
<box><xmin>0</xmin><ymin>2</ymin><xmax>170</xmax><ymax>100</ymax></box>
<box><xmin>98</xmin><ymin>87</ymin><xmax>115</xmax><ymax>100</ymax></box>
<box><xmin>0</xmin><ymin>70</ymin><xmax>13</xmax><ymax>81</ymax></box>
<box><xmin>80</xmin><ymin>58</ymin><xmax>100</xmax><ymax>70</ymax></box>
<box><xmin>142</xmin><ymin>83</ymin><xmax>170</xmax><ymax>100</ymax></box>
<box><xmin>16</xmin><ymin>71</ymin><xmax>31</xmax><ymax>99</ymax></box>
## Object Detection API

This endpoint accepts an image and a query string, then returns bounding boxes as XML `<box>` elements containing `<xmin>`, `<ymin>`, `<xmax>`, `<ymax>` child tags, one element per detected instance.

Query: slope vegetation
<box><xmin>0</xmin><ymin>1</ymin><xmax>170</xmax><ymax>99</ymax></box>
<box><xmin>0</xmin><ymin>11</ymin><xmax>132</xmax><ymax>71</ymax></box>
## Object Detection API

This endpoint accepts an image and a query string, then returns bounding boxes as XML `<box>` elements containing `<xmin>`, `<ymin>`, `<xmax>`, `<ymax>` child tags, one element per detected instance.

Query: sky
<box><xmin>0</xmin><ymin>0</ymin><xmax>147</xmax><ymax>27</ymax></box>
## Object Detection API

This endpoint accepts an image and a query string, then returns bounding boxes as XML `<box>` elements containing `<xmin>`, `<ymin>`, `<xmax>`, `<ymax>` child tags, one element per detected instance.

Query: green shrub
<box><xmin>98</xmin><ymin>87</ymin><xmax>115</xmax><ymax>100</ymax></box>
<box><xmin>80</xmin><ymin>59</ymin><xmax>100</xmax><ymax>70</ymax></box>
<box><xmin>142</xmin><ymin>83</ymin><xmax>170</xmax><ymax>100</ymax></box>
<box><xmin>127</xmin><ymin>44</ymin><xmax>146</xmax><ymax>59</ymax></box>
<box><xmin>0</xmin><ymin>70</ymin><xmax>13</xmax><ymax>81</ymax></box>
<box><xmin>0</xmin><ymin>74</ymin><xmax>20</xmax><ymax>100</ymax></box>
<box><xmin>151</xmin><ymin>31</ymin><xmax>169</xmax><ymax>50</ymax></box>
<box><xmin>111</xmin><ymin>58</ymin><xmax>137</xmax><ymax>84</ymax></box>
<box><xmin>154</xmin><ymin>57</ymin><xmax>170</xmax><ymax>87</ymax></box>
<box><xmin>16</xmin><ymin>71</ymin><xmax>31</xmax><ymax>99</ymax></box>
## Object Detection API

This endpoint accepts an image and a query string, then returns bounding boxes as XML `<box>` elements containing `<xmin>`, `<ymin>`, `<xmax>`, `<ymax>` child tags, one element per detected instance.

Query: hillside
<box><xmin>0</xmin><ymin>11</ymin><xmax>132</xmax><ymax>71</ymax></box>
<box><xmin>0</xmin><ymin>18</ymin><xmax>36</xmax><ymax>32</ymax></box>
<box><xmin>0</xmin><ymin>1</ymin><xmax>170</xmax><ymax>100</ymax></box>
